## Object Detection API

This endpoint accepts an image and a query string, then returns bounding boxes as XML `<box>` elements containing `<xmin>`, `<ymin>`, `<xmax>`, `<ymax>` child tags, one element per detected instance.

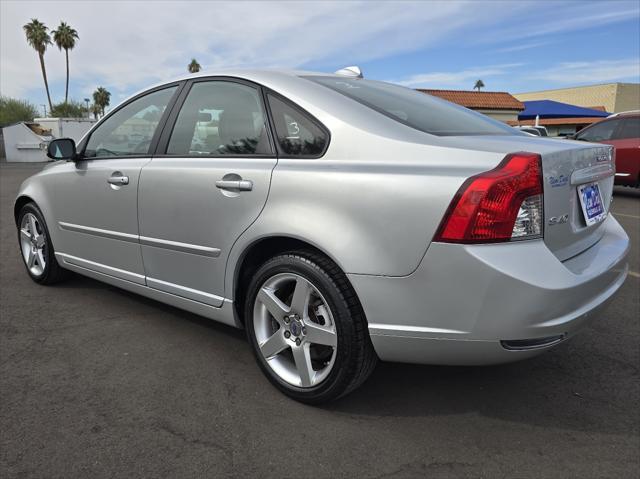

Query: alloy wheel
<box><xmin>19</xmin><ymin>212</ymin><xmax>47</xmax><ymax>276</ymax></box>
<box><xmin>253</xmin><ymin>273</ymin><xmax>338</xmax><ymax>388</ymax></box>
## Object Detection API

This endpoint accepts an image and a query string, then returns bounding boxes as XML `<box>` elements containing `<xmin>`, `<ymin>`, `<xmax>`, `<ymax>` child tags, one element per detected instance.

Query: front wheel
<box><xmin>244</xmin><ymin>252</ymin><xmax>377</xmax><ymax>404</ymax></box>
<box><xmin>17</xmin><ymin>202</ymin><xmax>69</xmax><ymax>285</ymax></box>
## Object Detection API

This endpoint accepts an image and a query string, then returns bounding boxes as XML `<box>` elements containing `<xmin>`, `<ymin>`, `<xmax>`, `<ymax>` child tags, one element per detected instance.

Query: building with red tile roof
<box><xmin>417</xmin><ymin>89</ymin><xmax>525</xmax><ymax>123</ymax></box>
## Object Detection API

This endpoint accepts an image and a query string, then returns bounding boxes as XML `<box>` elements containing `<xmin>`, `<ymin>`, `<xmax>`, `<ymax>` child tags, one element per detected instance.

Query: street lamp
<box><xmin>84</xmin><ymin>98</ymin><xmax>90</xmax><ymax>118</ymax></box>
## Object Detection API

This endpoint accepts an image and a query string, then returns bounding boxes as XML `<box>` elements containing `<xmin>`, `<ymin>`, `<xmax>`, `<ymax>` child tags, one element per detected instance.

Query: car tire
<box><xmin>244</xmin><ymin>251</ymin><xmax>377</xmax><ymax>404</ymax></box>
<box><xmin>17</xmin><ymin>202</ymin><xmax>69</xmax><ymax>285</ymax></box>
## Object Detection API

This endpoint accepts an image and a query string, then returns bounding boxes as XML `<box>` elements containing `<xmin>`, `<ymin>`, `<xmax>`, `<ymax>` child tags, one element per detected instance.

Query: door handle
<box><xmin>108</xmin><ymin>175</ymin><xmax>129</xmax><ymax>186</ymax></box>
<box><xmin>215</xmin><ymin>179</ymin><xmax>253</xmax><ymax>191</ymax></box>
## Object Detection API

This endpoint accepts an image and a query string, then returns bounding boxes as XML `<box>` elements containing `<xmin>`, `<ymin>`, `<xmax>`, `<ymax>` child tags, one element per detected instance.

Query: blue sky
<box><xmin>1</xmin><ymin>0</ymin><xmax>638</xmax><ymax>115</ymax></box>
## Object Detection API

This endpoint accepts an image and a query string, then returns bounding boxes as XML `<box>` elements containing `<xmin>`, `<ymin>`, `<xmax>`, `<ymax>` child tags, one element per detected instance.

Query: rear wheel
<box><xmin>17</xmin><ymin>203</ymin><xmax>69</xmax><ymax>285</ymax></box>
<box><xmin>244</xmin><ymin>251</ymin><xmax>377</xmax><ymax>404</ymax></box>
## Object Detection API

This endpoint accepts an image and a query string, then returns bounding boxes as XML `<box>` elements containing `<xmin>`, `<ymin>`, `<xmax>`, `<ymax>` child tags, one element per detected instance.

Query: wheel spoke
<box><xmin>304</xmin><ymin>321</ymin><xmax>337</xmax><ymax>347</ymax></box>
<box><xmin>28</xmin><ymin>215</ymin><xmax>38</xmax><ymax>237</ymax></box>
<box><xmin>20</xmin><ymin>228</ymin><xmax>32</xmax><ymax>242</ymax></box>
<box><xmin>292</xmin><ymin>343</ymin><xmax>314</xmax><ymax>387</ymax></box>
<box><xmin>290</xmin><ymin>277</ymin><xmax>311</xmax><ymax>316</ymax></box>
<box><xmin>27</xmin><ymin>249</ymin><xmax>36</xmax><ymax>268</ymax></box>
<box><xmin>257</xmin><ymin>287</ymin><xmax>289</xmax><ymax>320</ymax></box>
<box><xmin>36</xmin><ymin>250</ymin><xmax>46</xmax><ymax>268</ymax></box>
<box><xmin>259</xmin><ymin>330</ymin><xmax>289</xmax><ymax>359</ymax></box>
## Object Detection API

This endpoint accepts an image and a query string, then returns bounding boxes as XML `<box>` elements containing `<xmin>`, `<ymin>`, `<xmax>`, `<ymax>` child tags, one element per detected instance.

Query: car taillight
<box><xmin>434</xmin><ymin>152</ymin><xmax>543</xmax><ymax>244</ymax></box>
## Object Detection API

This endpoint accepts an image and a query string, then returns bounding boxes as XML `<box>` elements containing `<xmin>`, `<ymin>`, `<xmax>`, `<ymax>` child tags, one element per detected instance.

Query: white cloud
<box><xmin>482</xmin><ymin>1</ymin><xmax>640</xmax><ymax>43</ymax></box>
<box><xmin>532</xmin><ymin>58</ymin><xmax>640</xmax><ymax>84</ymax></box>
<box><xmin>0</xmin><ymin>0</ymin><xmax>515</xmax><ymax>101</ymax></box>
<box><xmin>1</xmin><ymin>1</ymin><xmax>638</xmax><ymax>104</ymax></box>
<box><xmin>392</xmin><ymin>63</ymin><xmax>524</xmax><ymax>89</ymax></box>
<box><xmin>494</xmin><ymin>41</ymin><xmax>550</xmax><ymax>54</ymax></box>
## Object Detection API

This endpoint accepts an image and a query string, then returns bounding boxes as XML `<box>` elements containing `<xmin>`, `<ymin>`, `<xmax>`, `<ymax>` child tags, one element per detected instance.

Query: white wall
<box><xmin>2</xmin><ymin>119</ymin><xmax>97</xmax><ymax>162</ymax></box>
<box><xmin>2</xmin><ymin>123</ymin><xmax>49</xmax><ymax>163</ymax></box>
<box><xmin>34</xmin><ymin>118</ymin><xmax>96</xmax><ymax>142</ymax></box>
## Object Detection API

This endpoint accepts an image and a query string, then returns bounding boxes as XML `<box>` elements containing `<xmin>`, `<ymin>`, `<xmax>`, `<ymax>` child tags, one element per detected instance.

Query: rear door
<box><xmin>138</xmin><ymin>79</ymin><xmax>277</xmax><ymax>306</ymax></box>
<box><xmin>610</xmin><ymin>117</ymin><xmax>640</xmax><ymax>185</ymax></box>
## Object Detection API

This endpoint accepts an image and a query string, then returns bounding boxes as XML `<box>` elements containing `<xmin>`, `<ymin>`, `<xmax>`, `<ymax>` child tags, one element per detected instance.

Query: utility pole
<box><xmin>41</xmin><ymin>104</ymin><xmax>47</xmax><ymax>117</ymax></box>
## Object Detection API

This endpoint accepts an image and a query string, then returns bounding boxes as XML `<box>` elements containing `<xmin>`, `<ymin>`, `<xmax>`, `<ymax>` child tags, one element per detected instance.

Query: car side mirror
<box><xmin>47</xmin><ymin>138</ymin><xmax>77</xmax><ymax>161</ymax></box>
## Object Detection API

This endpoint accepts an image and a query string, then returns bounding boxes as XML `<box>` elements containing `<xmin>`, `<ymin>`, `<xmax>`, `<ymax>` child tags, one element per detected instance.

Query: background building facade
<box><xmin>514</xmin><ymin>83</ymin><xmax>640</xmax><ymax>113</ymax></box>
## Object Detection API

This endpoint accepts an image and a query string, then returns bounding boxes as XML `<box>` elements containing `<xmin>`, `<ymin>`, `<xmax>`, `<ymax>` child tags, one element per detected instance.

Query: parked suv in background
<box><xmin>573</xmin><ymin>111</ymin><xmax>640</xmax><ymax>187</ymax></box>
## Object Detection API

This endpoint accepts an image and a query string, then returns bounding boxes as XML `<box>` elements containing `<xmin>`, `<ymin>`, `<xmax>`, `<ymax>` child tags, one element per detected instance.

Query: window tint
<box><xmin>267</xmin><ymin>94</ymin><xmax>328</xmax><ymax>157</ymax></box>
<box><xmin>614</xmin><ymin>117</ymin><xmax>640</xmax><ymax>139</ymax></box>
<box><xmin>305</xmin><ymin>76</ymin><xmax>518</xmax><ymax>137</ymax></box>
<box><xmin>167</xmin><ymin>81</ymin><xmax>271</xmax><ymax>156</ymax></box>
<box><xmin>84</xmin><ymin>87</ymin><xmax>176</xmax><ymax>158</ymax></box>
<box><xmin>577</xmin><ymin>119</ymin><xmax>620</xmax><ymax>142</ymax></box>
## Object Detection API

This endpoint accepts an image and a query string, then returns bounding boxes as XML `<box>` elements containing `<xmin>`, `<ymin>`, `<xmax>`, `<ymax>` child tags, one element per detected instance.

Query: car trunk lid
<box><xmin>441</xmin><ymin>135</ymin><xmax>615</xmax><ymax>261</ymax></box>
<box><xmin>541</xmin><ymin>144</ymin><xmax>614</xmax><ymax>261</ymax></box>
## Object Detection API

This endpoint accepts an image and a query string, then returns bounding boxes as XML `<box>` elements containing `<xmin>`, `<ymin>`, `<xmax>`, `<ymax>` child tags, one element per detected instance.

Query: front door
<box><xmin>53</xmin><ymin>86</ymin><xmax>179</xmax><ymax>283</ymax></box>
<box><xmin>138</xmin><ymin>79</ymin><xmax>277</xmax><ymax>306</ymax></box>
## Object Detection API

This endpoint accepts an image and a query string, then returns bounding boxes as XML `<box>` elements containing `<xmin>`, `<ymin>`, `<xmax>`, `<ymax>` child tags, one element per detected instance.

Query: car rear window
<box><xmin>304</xmin><ymin>76</ymin><xmax>519</xmax><ymax>137</ymax></box>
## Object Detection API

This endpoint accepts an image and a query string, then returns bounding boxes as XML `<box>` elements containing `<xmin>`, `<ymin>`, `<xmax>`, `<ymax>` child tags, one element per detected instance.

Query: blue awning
<box><xmin>519</xmin><ymin>100</ymin><xmax>610</xmax><ymax>120</ymax></box>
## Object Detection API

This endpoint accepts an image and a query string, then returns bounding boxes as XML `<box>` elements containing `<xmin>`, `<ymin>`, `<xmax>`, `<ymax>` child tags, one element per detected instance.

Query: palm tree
<box><xmin>474</xmin><ymin>79</ymin><xmax>485</xmax><ymax>91</ymax></box>
<box><xmin>188</xmin><ymin>58</ymin><xmax>201</xmax><ymax>73</ymax></box>
<box><xmin>23</xmin><ymin>19</ymin><xmax>53</xmax><ymax>112</ymax></box>
<box><xmin>90</xmin><ymin>103</ymin><xmax>101</xmax><ymax>120</ymax></box>
<box><xmin>92</xmin><ymin>87</ymin><xmax>111</xmax><ymax>117</ymax></box>
<box><xmin>52</xmin><ymin>22</ymin><xmax>79</xmax><ymax>104</ymax></box>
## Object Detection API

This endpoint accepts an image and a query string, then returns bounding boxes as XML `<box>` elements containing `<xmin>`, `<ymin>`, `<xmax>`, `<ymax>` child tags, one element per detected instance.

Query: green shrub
<box><xmin>0</xmin><ymin>96</ymin><xmax>40</xmax><ymax>127</ymax></box>
<box><xmin>50</xmin><ymin>100</ymin><xmax>87</xmax><ymax>118</ymax></box>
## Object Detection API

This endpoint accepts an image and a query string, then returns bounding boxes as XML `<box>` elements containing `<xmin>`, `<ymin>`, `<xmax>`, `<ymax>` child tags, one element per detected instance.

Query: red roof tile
<box><xmin>417</xmin><ymin>89</ymin><xmax>525</xmax><ymax>111</ymax></box>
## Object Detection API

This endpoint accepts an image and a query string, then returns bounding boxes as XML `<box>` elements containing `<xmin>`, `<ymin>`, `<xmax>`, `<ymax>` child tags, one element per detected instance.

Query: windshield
<box><xmin>305</xmin><ymin>76</ymin><xmax>520</xmax><ymax>137</ymax></box>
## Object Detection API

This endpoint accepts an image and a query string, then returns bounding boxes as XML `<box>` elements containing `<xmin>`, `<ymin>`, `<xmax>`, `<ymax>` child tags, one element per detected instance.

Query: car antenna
<box><xmin>334</xmin><ymin>66</ymin><xmax>363</xmax><ymax>78</ymax></box>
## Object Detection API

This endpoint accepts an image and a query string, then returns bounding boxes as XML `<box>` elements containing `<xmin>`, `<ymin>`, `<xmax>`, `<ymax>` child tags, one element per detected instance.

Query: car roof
<box><xmin>608</xmin><ymin>110</ymin><xmax>640</xmax><ymax>118</ymax></box>
<box><xmin>129</xmin><ymin>69</ymin><xmax>332</xmax><ymax>98</ymax></box>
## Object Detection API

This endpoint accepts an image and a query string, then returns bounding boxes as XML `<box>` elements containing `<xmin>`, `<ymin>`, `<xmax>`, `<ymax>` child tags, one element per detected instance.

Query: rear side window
<box><xmin>267</xmin><ymin>94</ymin><xmax>329</xmax><ymax>157</ymax></box>
<box><xmin>166</xmin><ymin>81</ymin><xmax>272</xmax><ymax>156</ymax></box>
<box><xmin>577</xmin><ymin>119</ymin><xmax>620</xmax><ymax>142</ymax></box>
<box><xmin>615</xmin><ymin>117</ymin><xmax>640</xmax><ymax>139</ymax></box>
<box><xmin>305</xmin><ymin>76</ymin><xmax>518</xmax><ymax>137</ymax></box>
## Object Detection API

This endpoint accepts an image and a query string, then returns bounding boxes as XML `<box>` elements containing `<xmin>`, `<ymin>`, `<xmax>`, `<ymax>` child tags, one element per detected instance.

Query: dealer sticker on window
<box><xmin>577</xmin><ymin>182</ymin><xmax>606</xmax><ymax>226</ymax></box>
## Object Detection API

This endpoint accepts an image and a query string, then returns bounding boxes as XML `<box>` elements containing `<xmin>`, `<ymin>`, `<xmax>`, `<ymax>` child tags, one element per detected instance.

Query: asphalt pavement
<box><xmin>1</xmin><ymin>163</ymin><xmax>638</xmax><ymax>479</ymax></box>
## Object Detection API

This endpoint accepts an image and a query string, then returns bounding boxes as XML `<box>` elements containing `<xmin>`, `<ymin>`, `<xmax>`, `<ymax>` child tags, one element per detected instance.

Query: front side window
<box><xmin>305</xmin><ymin>76</ymin><xmax>518</xmax><ymax>137</ymax></box>
<box><xmin>267</xmin><ymin>94</ymin><xmax>328</xmax><ymax>157</ymax></box>
<box><xmin>577</xmin><ymin>119</ymin><xmax>620</xmax><ymax>142</ymax></box>
<box><xmin>166</xmin><ymin>81</ymin><xmax>271</xmax><ymax>156</ymax></box>
<box><xmin>84</xmin><ymin>86</ymin><xmax>177</xmax><ymax>158</ymax></box>
<box><xmin>614</xmin><ymin>117</ymin><xmax>640</xmax><ymax>139</ymax></box>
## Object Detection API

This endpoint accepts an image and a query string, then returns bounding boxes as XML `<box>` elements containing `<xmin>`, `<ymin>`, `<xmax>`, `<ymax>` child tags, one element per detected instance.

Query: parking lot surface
<box><xmin>1</xmin><ymin>163</ymin><xmax>638</xmax><ymax>479</ymax></box>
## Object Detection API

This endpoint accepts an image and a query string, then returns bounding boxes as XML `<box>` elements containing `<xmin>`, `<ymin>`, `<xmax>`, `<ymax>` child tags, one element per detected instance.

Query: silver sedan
<box><xmin>15</xmin><ymin>69</ymin><xmax>629</xmax><ymax>403</ymax></box>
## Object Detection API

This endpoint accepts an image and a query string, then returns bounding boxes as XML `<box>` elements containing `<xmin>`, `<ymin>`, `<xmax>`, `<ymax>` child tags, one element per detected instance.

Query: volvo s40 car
<box><xmin>15</xmin><ymin>68</ymin><xmax>629</xmax><ymax>403</ymax></box>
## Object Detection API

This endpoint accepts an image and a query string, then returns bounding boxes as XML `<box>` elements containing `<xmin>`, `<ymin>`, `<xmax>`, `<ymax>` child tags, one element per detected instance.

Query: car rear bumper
<box><xmin>348</xmin><ymin>215</ymin><xmax>629</xmax><ymax>365</ymax></box>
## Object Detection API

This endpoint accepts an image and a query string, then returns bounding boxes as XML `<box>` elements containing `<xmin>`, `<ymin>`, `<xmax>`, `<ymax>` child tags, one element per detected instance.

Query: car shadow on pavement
<box><xmin>325</xmin><ymin>345</ymin><xmax>638</xmax><ymax>436</ymax></box>
<box><xmin>37</xmin><ymin>271</ymin><xmax>639</xmax><ymax>438</ymax></box>
<box><xmin>613</xmin><ymin>186</ymin><xmax>640</xmax><ymax>198</ymax></box>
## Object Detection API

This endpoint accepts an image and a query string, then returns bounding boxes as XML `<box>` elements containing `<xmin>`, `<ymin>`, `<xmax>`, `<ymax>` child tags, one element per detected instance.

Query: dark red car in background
<box><xmin>574</xmin><ymin>111</ymin><xmax>640</xmax><ymax>187</ymax></box>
